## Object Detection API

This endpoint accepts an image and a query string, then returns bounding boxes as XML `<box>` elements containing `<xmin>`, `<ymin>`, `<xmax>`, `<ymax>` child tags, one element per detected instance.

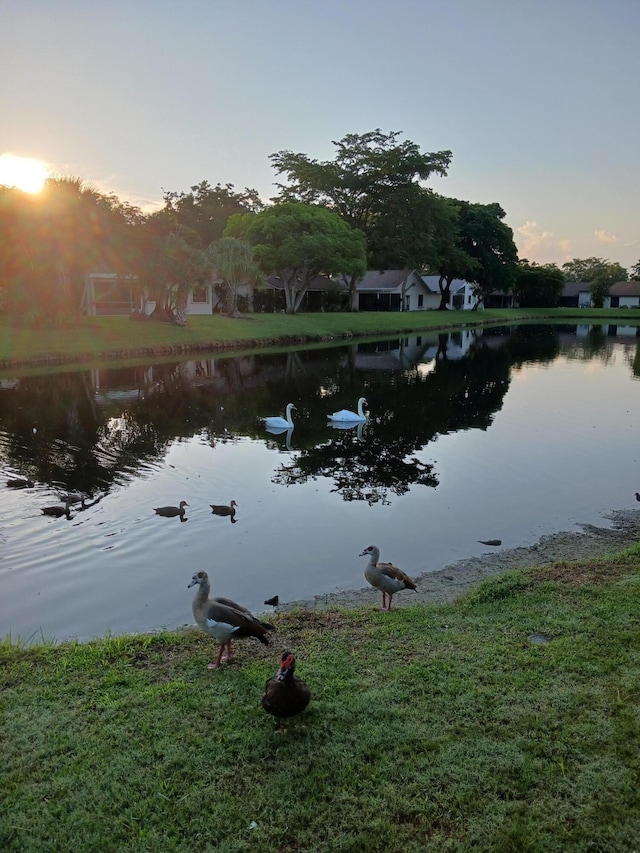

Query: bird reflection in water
<box><xmin>266</xmin><ymin>425</ymin><xmax>294</xmax><ymax>451</ymax></box>
<box><xmin>210</xmin><ymin>500</ymin><xmax>238</xmax><ymax>523</ymax></box>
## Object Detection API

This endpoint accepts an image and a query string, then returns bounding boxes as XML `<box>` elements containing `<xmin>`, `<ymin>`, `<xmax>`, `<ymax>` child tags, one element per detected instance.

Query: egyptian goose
<box><xmin>58</xmin><ymin>491</ymin><xmax>88</xmax><ymax>508</ymax></box>
<box><xmin>41</xmin><ymin>499</ymin><xmax>73</xmax><ymax>519</ymax></box>
<box><xmin>262</xmin><ymin>403</ymin><xmax>296</xmax><ymax>430</ymax></box>
<box><xmin>359</xmin><ymin>545</ymin><xmax>417</xmax><ymax>611</ymax></box>
<box><xmin>153</xmin><ymin>501</ymin><xmax>189</xmax><ymax>518</ymax></box>
<box><xmin>187</xmin><ymin>570</ymin><xmax>274</xmax><ymax>669</ymax></box>
<box><xmin>262</xmin><ymin>651</ymin><xmax>311</xmax><ymax>722</ymax></box>
<box><xmin>6</xmin><ymin>478</ymin><xmax>34</xmax><ymax>488</ymax></box>
<box><xmin>210</xmin><ymin>500</ymin><xmax>238</xmax><ymax>521</ymax></box>
<box><xmin>328</xmin><ymin>397</ymin><xmax>368</xmax><ymax>423</ymax></box>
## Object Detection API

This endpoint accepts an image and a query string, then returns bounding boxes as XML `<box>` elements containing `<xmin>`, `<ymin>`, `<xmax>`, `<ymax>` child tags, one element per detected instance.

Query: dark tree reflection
<box><xmin>0</xmin><ymin>324</ymin><xmax>628</xmax><ymax>503</ymax></box>
<box><xmin>272</xmin><ymin>335</ymin><xmax>512</xmax><ymax>502</ymax></box>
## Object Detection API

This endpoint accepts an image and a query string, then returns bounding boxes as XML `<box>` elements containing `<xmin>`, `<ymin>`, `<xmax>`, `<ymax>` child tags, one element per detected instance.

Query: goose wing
<box><xmin>379</xmin><ymin>562</ymin><xmax>417</xmax><ymax>590</ymax></box>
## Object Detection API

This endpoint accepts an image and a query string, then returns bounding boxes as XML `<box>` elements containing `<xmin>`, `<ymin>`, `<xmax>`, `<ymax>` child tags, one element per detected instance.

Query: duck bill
<box><xmin>187</xmin><ymin>578</ymin><xmax>197</xmax><ymax>588</ymax></box>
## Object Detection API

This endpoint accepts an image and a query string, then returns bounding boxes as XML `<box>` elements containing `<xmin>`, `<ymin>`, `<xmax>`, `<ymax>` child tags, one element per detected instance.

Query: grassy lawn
<box><xmin>2</xmin><ymin>550</ymin><xmax>639</xmax><ymax>852</ymax></box>
<box><xmin>2</xmin><ymin>308</ymin><xmax>639</xmax><ymax>368</ymax></box>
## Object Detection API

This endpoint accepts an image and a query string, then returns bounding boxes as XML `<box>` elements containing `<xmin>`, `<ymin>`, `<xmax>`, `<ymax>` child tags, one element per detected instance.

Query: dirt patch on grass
<box><xmin>278</xmin><ymin>509</ymin><xmax>640</xmax><ymax>612</ymax></box>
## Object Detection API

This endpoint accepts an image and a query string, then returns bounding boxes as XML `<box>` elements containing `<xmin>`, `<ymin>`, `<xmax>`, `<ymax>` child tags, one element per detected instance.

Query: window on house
<box><xmin>418</xmin><ymin>294</ymin><xmax>424</xmax><ymax>307</ymax></box>
<box><xmin>192</xmin><ymin>285</ymin><xmax>209</xmax><ymax>303</ymax></box>
<box><xmin>405</xmin><ymin>296</ymin><xmax>411</xmax><ymax>310</ymax></box>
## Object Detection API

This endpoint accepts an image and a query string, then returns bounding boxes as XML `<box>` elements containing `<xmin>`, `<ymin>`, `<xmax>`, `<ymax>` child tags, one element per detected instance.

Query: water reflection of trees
<box><xmin>272</xmin><ymin>335</ymin><xmax>512</xmax><ymax>503</ymax></box>
<box><xmin>1</xmin><ymin>323</ymin><xmax>633</xmax><ymax>501</ymax></box>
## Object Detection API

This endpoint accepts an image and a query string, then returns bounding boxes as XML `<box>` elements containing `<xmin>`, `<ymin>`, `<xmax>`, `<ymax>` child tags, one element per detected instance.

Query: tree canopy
<box><xmin>270</xmin><ymin>129</ymin><xmax>452</xmax><ymax>278</ymax></box>
<box><xmin>162</xmin><ymin>181</ymin><xmax>263</xmax><ymax>247</ymax></box>
<box><xmin>454</xmin><ymin>201</ymin><xmax>519</xmax><ymax>307</ymax></box>
<box><xmin>514</xmin><ymin>261</ymin><xmax>564</xmax><ymax>308</ymax></box>
<box><xmin>225</xmin><ymin>202</ymin><xmax>366</xmax><ymax>313</ymax></box>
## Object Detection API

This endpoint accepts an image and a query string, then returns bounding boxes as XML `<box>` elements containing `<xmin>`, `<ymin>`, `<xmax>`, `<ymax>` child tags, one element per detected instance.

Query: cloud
<box><xmin>595</xmin><ymin>229</ymin><xmax>618</xmax><ymax>245</ymax></box>
<box><xmin>515</xmin><ymin>220</ymin><xmax>562</xmax><ymax>262</ymax></box>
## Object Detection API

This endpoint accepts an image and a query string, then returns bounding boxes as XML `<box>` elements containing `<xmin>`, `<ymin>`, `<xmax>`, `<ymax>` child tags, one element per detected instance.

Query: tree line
<box><xmin>1</xmin><ymin>129</ymin><xmax>638</xmax><ymax>324</ymax></box>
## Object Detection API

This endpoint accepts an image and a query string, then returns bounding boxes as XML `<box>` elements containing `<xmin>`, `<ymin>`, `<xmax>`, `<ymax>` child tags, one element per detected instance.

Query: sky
<box><xmin>1</xmin><ymin>0</ymin><xmax>639</xmax><ymax>270</ymax></box>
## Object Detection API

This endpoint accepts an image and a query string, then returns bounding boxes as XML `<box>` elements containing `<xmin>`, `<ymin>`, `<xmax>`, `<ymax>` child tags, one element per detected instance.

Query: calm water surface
<box><xmin>1</xmin><ymin>323</ymin><xmax>639</xmax><ymax>642</ymax></box>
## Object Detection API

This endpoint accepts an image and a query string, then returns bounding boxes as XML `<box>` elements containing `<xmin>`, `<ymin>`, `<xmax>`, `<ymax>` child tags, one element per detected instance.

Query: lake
<box><xmin>1</xmin><ymin>322</ymin><xmax>639</xmax><ymax>643</ymax></box>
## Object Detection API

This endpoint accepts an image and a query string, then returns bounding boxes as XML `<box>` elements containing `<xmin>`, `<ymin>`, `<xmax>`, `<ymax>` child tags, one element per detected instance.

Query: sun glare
<box><xmin>0</xmin><ymin>153</ymin><xmax>49</xmax><ymax>194</ymax></box>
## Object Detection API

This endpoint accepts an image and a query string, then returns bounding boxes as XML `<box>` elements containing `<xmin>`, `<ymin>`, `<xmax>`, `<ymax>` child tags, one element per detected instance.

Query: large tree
<box><xmin>514</xmin><ymin>261</ymin><xmax>564</xmax><ymax>308</ymax></box>
<box><xmin>0</xmin><ymin>178</ymin><xmax>143</xmax><ymax>324</ymax></box>
<box><xmin>454</xmin><ymin>201</ymin><xmax>518</xmax><ymax>308</ymax></box>
<box><xmin>225</xmin><ymin>202</ymin><xmax>366</xmax><ymax>314</ymax></box>
<box><xmin>270</xmin><ymin>129</ymin><xmax>452</xmax><ymax>308</ymax></box>
<box><xmin>162</xmin><ymin>181</ymin><xmax>263</xmax><ymax>247</ymax></box>
<box><xmin>426</xmin><ymin>196</ymin><xmax>481</xmax><ymax>310</ymax></box>
<box><xmin>132</xmin><ymin>212</ymin><xmax>209</xmax><ymax>324</ymax></box>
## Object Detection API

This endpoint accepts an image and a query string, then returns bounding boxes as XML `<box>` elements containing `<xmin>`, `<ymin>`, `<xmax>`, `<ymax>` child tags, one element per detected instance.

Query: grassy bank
<box><xmin>2</xmin><ymin>308</ymin><xmax>639</xmax><ymax>369</ymax></box>
<box><xmin>2</xmin><ymin>549</ymin><xmax>639</xmax><ymax>852</ymax></box>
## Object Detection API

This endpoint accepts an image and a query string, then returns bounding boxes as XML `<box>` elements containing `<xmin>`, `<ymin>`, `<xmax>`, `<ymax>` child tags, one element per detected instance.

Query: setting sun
<box><xmin>0</xmin><ymin>153</ymin><xmax>49</xmax><ymax>193</ymax></box>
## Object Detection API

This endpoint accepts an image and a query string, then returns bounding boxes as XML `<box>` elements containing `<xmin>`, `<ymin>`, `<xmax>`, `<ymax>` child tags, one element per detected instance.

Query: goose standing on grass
<box><xmin>328</xmin><ymin>397</ymin><xmax>368</xmax><ymax>424</ymax></box>
<box><xmin>210</xmin><ymin>500</ymin><xmax>238</xmax><ymax>521</ymax></box>
<box><xmin>262</xmin><ymin>651</ymin><xmax>311</xmax><ymax>725</ymax></box>
<box><xmin>188</xmin><ymin>570</ymin><xmax>274</xmax><ymax>669</ymax></box>
<box><xmin>41</xmin><ymin>499</ymin><xmax>73</xmax><ymax>519</ymax></box>
<box><xmin>153</xmin><ymin>500</ymin><xmax>189</xmax><ymax>519</ymax></box>
<box><xmin>262</xmin><ymin>403</ymin><xmax>296</xmax><ymax>431</ymax></box>
<box><xmin>359</xmin><ymin>545</ymin><xmax>417</xmax><ymax>611</ymax></box>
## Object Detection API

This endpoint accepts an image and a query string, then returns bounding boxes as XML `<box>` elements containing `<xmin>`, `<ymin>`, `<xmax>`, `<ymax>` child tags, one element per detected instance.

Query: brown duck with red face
<box><xmin>188</xmin><ymin>570</ymin><xmax>273</xmax><ymax>669</ymax></box>
<box><xmin>262</xmin><ymin>651</ymin><xmax>311</xmax><ymax>721</ymax></box>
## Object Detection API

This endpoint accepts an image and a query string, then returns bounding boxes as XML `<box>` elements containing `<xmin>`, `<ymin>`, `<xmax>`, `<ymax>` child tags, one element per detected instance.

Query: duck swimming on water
<box><xmin>153</xmin><ymin>501</ymin><xmax>189</xmax><ymax>518</ymax></box>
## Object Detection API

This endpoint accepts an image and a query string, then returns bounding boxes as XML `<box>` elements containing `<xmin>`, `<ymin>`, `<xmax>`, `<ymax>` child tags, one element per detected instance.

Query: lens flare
<box><xmin>0</xmin><ymin>153</ymin><xmax>49</xmax><ymax>193</ymax></box>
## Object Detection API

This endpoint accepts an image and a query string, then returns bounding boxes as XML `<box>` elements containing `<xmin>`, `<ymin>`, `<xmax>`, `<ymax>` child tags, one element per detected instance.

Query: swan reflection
<box><xmin>328</xmin><ymin>420</ymin><xmax>367</xmax><ymax>440</ymax></box>
<box><xmin>266</xmin><ymin>425</ymin><xmax>294</xmax><ymax>450</ymax></box>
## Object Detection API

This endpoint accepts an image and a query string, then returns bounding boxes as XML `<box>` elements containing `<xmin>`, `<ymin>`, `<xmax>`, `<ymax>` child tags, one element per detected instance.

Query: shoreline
<box><xmin>277</xmin><ymin>508</ymin><xmax>640</xmax><ymax>612</ymax></box>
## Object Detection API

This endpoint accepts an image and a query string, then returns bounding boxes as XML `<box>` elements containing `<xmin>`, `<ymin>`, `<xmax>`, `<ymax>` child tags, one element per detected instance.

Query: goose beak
<box><xmin>359</xmin><ymin>549</ymin><xmax>369</xmax><ymax>557</ymax></box>
<box><xmin>187</xmin><ymin>577</ymin><xmax>197</xmax><ymax>588</ymax></box>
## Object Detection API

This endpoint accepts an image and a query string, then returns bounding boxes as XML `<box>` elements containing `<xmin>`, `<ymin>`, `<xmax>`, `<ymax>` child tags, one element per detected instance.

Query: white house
<box><xmin>356</xmin><ymin>270</ymin><xmax>436</xmax><ymax>311</ymax></box>
<box><xmin>420</xmin><ymin>276</ymin><xmax>481</xmax><ymax>310</ymax></box>
<box><xmin>82</xmin><ymin>273</ymin><xmax>253</xmax><ymax>316</ymax></box>
<box><xmin>605</xmin><ymin>281</ymin><xmax>640</xmax><ymax>309</ymax></box>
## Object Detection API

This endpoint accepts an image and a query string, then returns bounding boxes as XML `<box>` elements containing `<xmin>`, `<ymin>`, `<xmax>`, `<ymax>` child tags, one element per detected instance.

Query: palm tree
<box><xmin>208</xmin><ymin>237</ymin><xmax>263</xmax><ymax>316</ymax></box>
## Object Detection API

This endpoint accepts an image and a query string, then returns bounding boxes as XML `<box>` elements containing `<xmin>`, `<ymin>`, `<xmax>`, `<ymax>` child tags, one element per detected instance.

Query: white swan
<box><xmin>328</xmin><ymin>397</ymin><xmax>368</xmax><ymax>423</ymax></box>
<box><xmin>262</xmin><ymin>403</ymin><xmax>296</xmax><ymax>430</ymax></box>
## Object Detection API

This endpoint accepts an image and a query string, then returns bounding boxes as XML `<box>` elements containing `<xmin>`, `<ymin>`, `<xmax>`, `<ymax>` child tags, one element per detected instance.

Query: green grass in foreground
<box><xmin>2</xmin><ymin>307</ymin><xmax>639</xmax><ymax>366</ymax></box>
<box><xmin>1</xmin><ymin>550</ymin><xmax>639</xmax><ymax>852</ymax></box>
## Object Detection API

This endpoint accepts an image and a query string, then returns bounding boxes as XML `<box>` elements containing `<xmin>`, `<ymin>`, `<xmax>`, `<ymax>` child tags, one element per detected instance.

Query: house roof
<box><xmin>266</xmin><ymin>272</ymin><xmax>340</xmax><ymax>292</ymax></box>
<box><xmin>609</xmin><ymin>280</ymin><xmax>640</xmax><ymax>297</ymax></box>
<box><xmin>420</xmin><ymin>275</ymin><xmax>471</xmax><ymax>294</ymax></box>
<box><xmin>561</xmin><ymin>280</ymin><xmax>591</xmax><ymax>297</ymax></box>
<box><xmin>356</xmin><ymin>270</ymin><xmax>415</xmax><ymax>292</ymax></box>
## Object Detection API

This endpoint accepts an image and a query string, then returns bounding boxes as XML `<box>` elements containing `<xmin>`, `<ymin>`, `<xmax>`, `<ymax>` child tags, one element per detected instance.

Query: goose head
<box><xmin>187</xmin><ymin>570</ymin><xmax>209</xmax><ymax>589</ymax></box>
<box><xmin>359</xmin><ymin>544</ymin><xmax>380</xmax><ymax>561</ymax></box>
